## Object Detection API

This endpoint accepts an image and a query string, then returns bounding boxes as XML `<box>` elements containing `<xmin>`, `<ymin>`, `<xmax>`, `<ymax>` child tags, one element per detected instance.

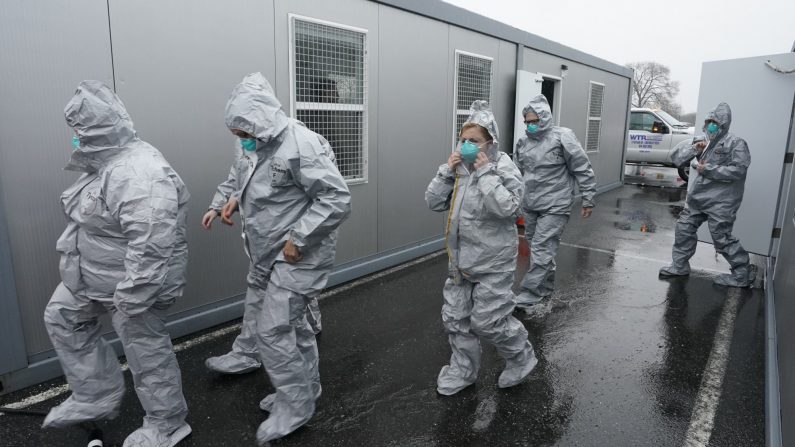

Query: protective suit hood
<box><xmin>64</xmin><ymin>81</ymin><xmax>137</xmax><ymax>171</ymax></box>
<box><xmin>521</xmin><ymin>95</ymin><xmax>553</xmax><ymax>137</ymax></box>
<box><xmin>463</xmin><ymin>100</ymin><xmax>500</xmax><ymax>157</ymax></box>
<box><xmin>225</xmin><ymin>72</ymin><xmax>289</xmax><ymax>146</ymax></box>
<box><xmin>703</xmin><ymin>102</ymin><xmax>732</xmax><ymax>145</ymax></box>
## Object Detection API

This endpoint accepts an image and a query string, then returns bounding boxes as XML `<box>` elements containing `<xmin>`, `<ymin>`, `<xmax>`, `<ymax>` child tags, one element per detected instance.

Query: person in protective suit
<box><xmin>514</xmin><ymin>94</ymin><xmax>597</xmax><ymax>312</ymax></box>
<box><xmin>426</xmin><ymin>100</ymin><xmax>537</xmax><ymax>396</ymax></box>
<box><xmin>218</xmin><ymin>73</ymin><xmax>351</xmax><ymax>444</ymax></box>
<box><xmin>201</xmin><ymin>152</ymin><xmax>322</xmax><ymax>376</ymax></box>
<box><xmin>660</xmin><ymin>102</ymin><xmax>756</xmax><ymax>287</ymax></box>
<box><xmin>42</xmin><ymin>81</ymin><xmax>192</xmax><ymax>446</ymax></box>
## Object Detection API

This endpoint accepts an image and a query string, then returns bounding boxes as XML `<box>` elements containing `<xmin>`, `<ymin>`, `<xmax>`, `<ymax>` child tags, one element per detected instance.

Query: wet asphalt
<box><xmin>0</xmin><ymin>167</ymin><xmax>765</xmax><ymax>446</ymax></box>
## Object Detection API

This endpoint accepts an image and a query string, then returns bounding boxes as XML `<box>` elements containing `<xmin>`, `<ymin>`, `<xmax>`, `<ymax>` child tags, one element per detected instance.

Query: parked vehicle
<box><xmin>626</xmin><ymin>108</ymin><xmax>694</xmax><ymax>181</ymax></box>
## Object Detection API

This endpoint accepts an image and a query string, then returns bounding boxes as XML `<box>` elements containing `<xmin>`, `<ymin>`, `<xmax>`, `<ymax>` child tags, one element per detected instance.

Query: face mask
<box><xmin>460</xmin><ymin>140</ymin><xmax>481</xmax><ymax>163</ymax></box>
<box><xmin>526</xmin><ymin>123</ymin><xmax>539</xmax><ymax>133</ymax></box>
<box><xmin>240</xmin><ymin>138</ymin><xmax>257</xmax><ymax>152</ymax></box>
<box><xmin>706</xmin><ymin>122</ymin><xmax>719</xmax><ymax>135</ymax></box>
<box><xmin>72</xmin><ymin>135</ymin><xmax>80</xmax><ymax>150</ymax></box>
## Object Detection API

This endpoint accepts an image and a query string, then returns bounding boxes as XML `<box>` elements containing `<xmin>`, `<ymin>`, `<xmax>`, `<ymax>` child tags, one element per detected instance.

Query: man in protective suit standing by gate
<box><xmin>660</xmin><ymin>102</ymin><xmax>756</xmax><ymax>287</ymax></box>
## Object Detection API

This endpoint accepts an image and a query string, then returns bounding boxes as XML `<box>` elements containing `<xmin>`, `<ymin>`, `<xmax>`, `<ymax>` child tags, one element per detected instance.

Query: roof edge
<box><xmin>371</xmin><ymin>0</ymin><xmax>634</xmax><ymax>79</ymax></box>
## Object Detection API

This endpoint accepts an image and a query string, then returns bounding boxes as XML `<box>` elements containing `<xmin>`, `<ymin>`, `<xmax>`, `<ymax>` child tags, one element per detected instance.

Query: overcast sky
<box><xmin>443</xmin><ymin>0</ymin><xmax>795</xmax><ymax>113</ymax></box>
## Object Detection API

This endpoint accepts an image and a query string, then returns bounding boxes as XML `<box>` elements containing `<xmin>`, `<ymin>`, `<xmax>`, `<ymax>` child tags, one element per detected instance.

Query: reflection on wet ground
<box><xmin>613</xmin><ymin>184</ymin><xmax>684</xmax><ymax>234</ymax></box>
<box><xmin>0</xmin><ymin>182</ymin><xmax>765</xmax><ymax>447</ymax></box>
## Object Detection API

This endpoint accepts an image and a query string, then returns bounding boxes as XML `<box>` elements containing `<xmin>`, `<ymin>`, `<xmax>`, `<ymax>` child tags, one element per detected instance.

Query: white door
<box><xmin>693</xmin><ymin>52</ymin><xmax>795</xmax><ymax>255</ymax></box>
<box><xmin>513</xmin><ymin>70</ymin><xmax>544</xmax><ymax>148</ymax></box>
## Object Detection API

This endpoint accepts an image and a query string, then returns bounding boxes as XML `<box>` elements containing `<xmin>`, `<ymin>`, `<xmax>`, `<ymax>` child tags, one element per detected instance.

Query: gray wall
<box><xmin>694</xmin><ymin>54</ymin><xmax>795</xmax><ymax>256</ymax></box>
<box><xmin>377</xmin><ymin>6</ymin><xmax>449</xmax><ymax>250</ymax></box>
<box><xmin>0</xmin><ymin>0</ymin><xmax>115</xmax><ymax>356</ymax></box>
<box><xmin>0</xmin><ymin>174</ymin><xmax>26</xmax><ymax>375</ymax></box>
<box><xmin>774</xmin><ymin>101</ymin><xmax>795</xmax><ymax>447</ymax></box>
<box><xmin>521</xmin><ymin>47</ymin><xmax>631</xmax><ymax>189</ymax></box>
<box><xmin>0</xmin><ymin>0</ymin><xmax>630</xmax><ymax>391</ymax></box>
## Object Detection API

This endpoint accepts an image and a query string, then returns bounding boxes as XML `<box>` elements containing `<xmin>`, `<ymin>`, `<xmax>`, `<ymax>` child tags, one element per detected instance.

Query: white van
<box><xmin>626</xmin><ymin>108</ymin><xmax>695</xmax><ymax>181</ymax></box>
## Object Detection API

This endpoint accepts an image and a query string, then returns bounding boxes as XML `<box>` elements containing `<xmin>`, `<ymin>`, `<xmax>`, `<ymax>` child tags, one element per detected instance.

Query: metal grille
<box><xmin>455</xmin><ymin>114</ymin><xmax>469</xmax><ymax>142</ymax></box>
<box><xmin>586</xmin><ymin>82</ymin><xmax>605</xmax><ymax>152</ymax></box>
<box><xmin>589</xmin><ymin>83</ymin><xmax>604</xmax><ymax>118</ymax></box>
<box><xmin>296</xmin><ymin>110</ymin><xmax>363</xmax><ymax>179</ymax></box>
<box><xmin>292</xmin><ymin>17</ymin><xmax>367</xmax><ymax>182</ymax></box>
<box><xmin>586</xmin><ymin>119</ymin><xmax>602</xmax><ymax>152</ymax></box>
<box><xmin>453</xmin><ymin>51</ymin><xmax>492</xmax><ymax>145</ymax></box>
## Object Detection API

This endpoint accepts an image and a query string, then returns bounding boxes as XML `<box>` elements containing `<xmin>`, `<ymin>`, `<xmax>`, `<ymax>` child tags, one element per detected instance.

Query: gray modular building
<box><xmin>0</xmin><ymin>0</ymin><xmax>633</xmax><ymax>393</ymax></box>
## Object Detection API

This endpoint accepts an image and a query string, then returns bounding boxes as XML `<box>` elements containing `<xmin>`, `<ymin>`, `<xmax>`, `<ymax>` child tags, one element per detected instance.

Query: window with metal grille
<box><xmin>290</xmin><ymin>15</ymin><xmax>368</xmax><ymax>183</ymax></box>
<box><xmin>453</xmin><ymin>51</ymin><xmax>493</xmax><ymax>146</ymax></box>
<box><xmin>586</xmin><ymin>81</ymin><xmax>605</xmax><ymax>152</ymax></box>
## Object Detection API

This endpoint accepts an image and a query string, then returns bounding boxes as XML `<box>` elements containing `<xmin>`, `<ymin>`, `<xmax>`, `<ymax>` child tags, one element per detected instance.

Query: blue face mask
<box><xmin>72</xmin><ymin>135</ymin><xmax>80</xmax><ymax>150</ymax></box>
<box><xmin>706</xmin><ymin>122</ymin><xmax>720</xmax><ymax>135</ymax></box>
<box><xmin>240</xmin><ymin>138</ymin><xmax>257</xmax><ymax>152</ymax></box>
<box><xmin>460</xmin><ymin>140</ymin><xmax>480</xmax><ymax>163</ymax></box>
<box><xmin>526</xmin><ymin>123</ymin><xmax>539</xmax><ymax>134</ymax></box>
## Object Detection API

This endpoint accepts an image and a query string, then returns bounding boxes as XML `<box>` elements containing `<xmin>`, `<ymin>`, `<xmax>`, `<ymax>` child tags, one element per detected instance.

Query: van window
<box><xmin>629</xmin><ymin>112</ymin><xmax>658</xmax><ymax>132</ymax></box>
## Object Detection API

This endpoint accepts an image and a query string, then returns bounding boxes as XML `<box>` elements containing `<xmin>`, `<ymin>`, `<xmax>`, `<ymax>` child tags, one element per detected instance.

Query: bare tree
<box><xmin>656</xmin><ymin>96</ymin><xmax>682</xmax><ymax>119</ymax></box>
<box><xmin>679</xmin><ymin>112</ymin><xmax>697</xmax><ymax>126</ymax></box>
<box><xmin>626</xmin><ymin>61</ymin><xmax>681</xmax><ymax>109</ymax></box>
